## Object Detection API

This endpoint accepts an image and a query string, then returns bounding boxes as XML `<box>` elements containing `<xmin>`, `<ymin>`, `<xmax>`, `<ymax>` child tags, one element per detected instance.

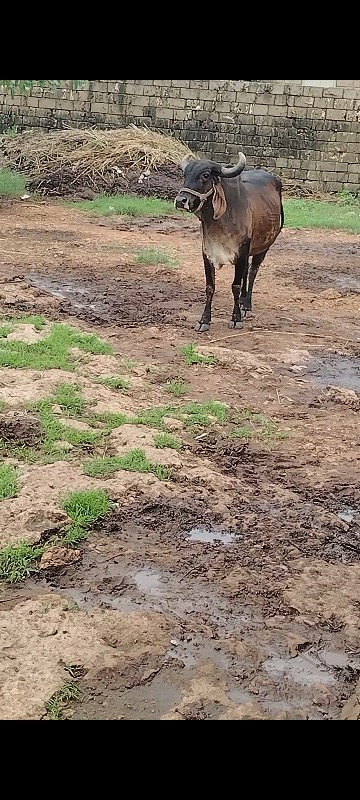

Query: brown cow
<box><xmin>175</xmin><ymin>152</ymin><xmax>284</xmax><ymax>331</ymax></box>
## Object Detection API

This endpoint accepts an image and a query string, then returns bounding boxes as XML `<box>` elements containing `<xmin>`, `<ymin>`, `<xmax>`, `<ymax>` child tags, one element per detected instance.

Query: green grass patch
<box><xmin>182</xmin><ymin>342</ymin><xmax>216</xmax><ymax>367</ymax></box>
<box><xmin>14</xmin><ymin>314</ymin><xmax>47</xmax><ymax>331</ymax></box>
<box><xmin>165</xmin><ymin>378</ymin><xmax>189</xmax><ymax>397</ymax></box>
<box><xmin>45</xmin><ymin>681</ymin><xmax>81</xmax><ymax>720</ymax></box>
<box><xmin>0</xmin><ymin>541</ymin><xmax>44</xmax><ymax>583</ymax></box>
<box><xmin>135</xmin><ymin>246</ymin><xmax>179</xmax><ymax>268</ymax></box>
<box><xmin>0</xmin><ymin>169</ymin><xmax>27</xmax><ymax>199</ymax></box>
<box><xmin>84</xmin><ymin>448</ymin><xmax>173</xmax><ymax>481</ymax></box>
<box><xmin>53</xmin><ymin>382</ymin><xmax>87</xmax><ymax>416</ymax></box>
<box><xmin>230</xmin><ymin>410</ymin><xmax>288</xmax><ymax>444</ymax></box>
<box><xmin>4</xmin><ymin>391</ymin><xmax>103</xmax><ymax>464</ymax></box>
<box><xmin>90</xmin><ymin>400</ymin><xmax>228</xmax><ymax>435</ymax></box>
<box><xmin>134</xmin><ymin>406</ymin><xmax>173</xmax><ymax>429</ymax></box>
<box><xmin>74</xmin><ymin>194</ymin><xmax>176</xmax><ymax>218</ymax></box>
<box><xmin>62</xmin><ymin>488</ymin><xmax>112</xmax><ymax>547</ymax></box>
<box><xmin>284</xmin><ymin>198</ymin><xmax>360</xmax><ymax>235</ymax></box>
<box><xmin>154</xmin><ymin>432</ymin><xmax>181</xmax><ymax>451</ymax></box>
<box><xmin>0</xmin><ymin>463</ymin><xmax>19</xmax><ymax>500</ymax></box>
<box><xmin>0</xmin><ymin>322</ymin><xmax>112</xmax><ymax>370</ymax></box>
<box><xmin>63</xmin><ymin>488</ymin><xmax>111</xmax><ymax>527</ymax></box>
<box><xmin>34</xmin><ymin>398</ymin><xmax>102</xmax><ymax>457</ymax></box>
<box><xmin>96</xmin><ymin>376</ymin><xmax>131</xmax><ymax>392</ymax></box>
<box><xmin>87</xmin><ymin>411</ymin><xmax>129</xmax><ymax>431</ymax></box>
<box><xmin>0</xmin><ymin>400</ymin><xmax>6</xmax><ymax>412</ymax></box>
<box><xmin>180</xmin><ymin>400</ymin><xmax>228</xmax><ymax>428</ymax></box>
<box><xmin>0</xmin><ymin>324</ymin><xmax>14</xmax><ymax>338</ymax></box>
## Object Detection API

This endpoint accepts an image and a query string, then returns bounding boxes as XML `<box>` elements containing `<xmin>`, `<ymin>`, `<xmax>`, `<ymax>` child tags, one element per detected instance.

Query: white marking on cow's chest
<box><xmin>203</xmin><ymin>237</ymin><xmax>237</xmax><ymax>268</ymax></box>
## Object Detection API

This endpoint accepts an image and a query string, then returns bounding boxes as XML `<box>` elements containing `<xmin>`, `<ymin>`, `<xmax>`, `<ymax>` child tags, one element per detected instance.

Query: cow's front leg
<box><xmin>229</xmin><ymin>244</ymin><xmax>250</xmax><ymax>329</ymax></box>
<box><xmin>195</xmin><ymin>252</ymin><xmax>215</xmax><ymax>333</ymax></box>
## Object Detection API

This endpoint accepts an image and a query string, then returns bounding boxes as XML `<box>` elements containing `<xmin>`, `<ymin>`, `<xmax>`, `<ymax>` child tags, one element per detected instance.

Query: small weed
<box><xmin>62</xmin><ymin>524</ymin><xmax>89</xmax><ymax>547</ymax></box>
<box><xmin>135</xmin><ymin>406</ymin><xmax>172</xmax><ymax>429</ymax></box>
<box><xmin>153</xmin><ymin>464</ymin><xmax>173</xmax><ymax>481</ymax></box>
<box><xmin>135</xmin><ymin>246</ymin><xmax>179</xmax><ymax>268</ymax></box>
<box><xmin>0</xmin><ymin>322</ymin><xmax>112</xmax><ymax>370</ymax></box>
<box><xmin>53</xmin><ymin>383</ymin><xmax>87</xmax><ymax>417</ymax></box>
<box><xmin>0</xmin><ymin>443</ymin><xmax>41</xmax><ymax>464</ymax></box>
<box><xmin>180</xmin><ymin>400</ymin><xmax>228</xmax><ymax>428</ymax></box>
<box><xmin>230</xmin><ymin>410</ymin><xmax>288</xmax><ymax>444</ymax></box>
<box><xmin>155</xmin><ymin>432</ymin><xmax>182</xmax><ymax>451</ymax></box>
<box><xmin>45</xmin><ymin>681</ymin><xmax>81</xmax><ymax>720</ymax></box>
<box><xmin>0</xmin><ymin>463</ymin><xmax>18</xmax><ymax>500</ymax></box>
<box><xmin>0</xmin><ymin>541</ymin><xmax>44</xmax><ymax>583</ymax></box>
<box><xmin>97</xmin><ymin>376</ymin><xmax>131</xmax><ymax>392</ymax></box>
<box><xmin>165</xmin><ymin>378</ymin><xmax>189</xmax><ymax>397</ymax></box>
<box><xmin>0</xmin><ymin>169</ymin><xmax>27</xmax><ymax>199</ymax></box>
<box><xmin>74</xmin><ymin>194</ymin><xmax>177</xmax><ymax>218</ymax></box>
<box><xmin>0</xmin><ymin>400</ymin><xmax>6</xmax><ymax>412</ymax></box>
<box><xmin>84</xmin><ymin>448</ymin><xmax>172</xmax><ymax>480</ymax></box>
<box><xmin>338</xmin><ymin>190</ymin><xmax>360</xmax><ymax>208</ymax></box>
<box><xmin>182</xmin><ymin>342</ymin><xmax>216</xmax><ymax>366</ymax></box>
<box><xmin>0</xmin><ymin>324</ymin><xmax>13</xmax><ymax>338</ymax></box>
<box><xmin>121</xmin><ymin>357</ymin><xmax>138</xmax><ymax>372</ymax></box>
<box><xmin>63</xmin><ymin>489</ymin><xmax>111</xmax><ymax>527</ymax></box>
<box><xmin>87</xmin><ymin>411</ymin><xmax>129</xmax><ymax>430</ymax></box>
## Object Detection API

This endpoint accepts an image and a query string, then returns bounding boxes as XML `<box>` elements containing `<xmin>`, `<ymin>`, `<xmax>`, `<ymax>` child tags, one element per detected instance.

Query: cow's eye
<box><xmin>202</xmin><ymin>171</ymin><xmax>210</xmax><ymax>180</ymax></box>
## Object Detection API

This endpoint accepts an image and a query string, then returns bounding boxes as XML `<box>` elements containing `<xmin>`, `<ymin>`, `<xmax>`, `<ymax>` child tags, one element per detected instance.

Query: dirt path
<box><xmin>0</xmin><ymin>199</ymin><xmax>360</xmax><ymax>720</ymax></box>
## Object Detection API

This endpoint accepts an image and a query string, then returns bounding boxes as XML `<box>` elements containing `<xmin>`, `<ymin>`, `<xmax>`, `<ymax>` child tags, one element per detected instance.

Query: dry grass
<box><xmin>0</xmin><ymin>125</ymin><xmax>192</xmax><ymax>190</ymax></box>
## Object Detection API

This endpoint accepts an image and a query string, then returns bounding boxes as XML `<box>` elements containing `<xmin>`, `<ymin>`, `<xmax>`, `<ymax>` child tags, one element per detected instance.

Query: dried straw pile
<box><xmin>0</xmin><ymin>125</ymin><xmax>192</xmax><ymax>198</ymax></box>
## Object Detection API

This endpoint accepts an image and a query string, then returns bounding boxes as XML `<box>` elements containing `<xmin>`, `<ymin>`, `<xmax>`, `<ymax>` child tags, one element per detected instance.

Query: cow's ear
<box><xmin>212</xmin><ymin>181</ymin><xmax>227</xmax><ymax>220</ymax></box>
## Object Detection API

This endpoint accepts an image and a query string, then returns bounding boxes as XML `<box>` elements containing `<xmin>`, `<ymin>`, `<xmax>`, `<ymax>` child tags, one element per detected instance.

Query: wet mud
<box><xmin>1</xmin><ymin>202</ymin><xmax>360</xmax><ymax>720</ymax></box>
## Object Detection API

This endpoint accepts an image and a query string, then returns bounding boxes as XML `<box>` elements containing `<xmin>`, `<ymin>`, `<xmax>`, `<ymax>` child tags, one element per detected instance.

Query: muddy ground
<box><xmin>0</xmin><ymin>198</ymin><xmax>360</xmax><ymax>720</ymax></box>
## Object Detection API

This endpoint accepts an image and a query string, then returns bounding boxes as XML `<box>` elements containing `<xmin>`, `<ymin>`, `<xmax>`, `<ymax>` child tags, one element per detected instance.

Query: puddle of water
<box><xmin>264</xmin><ymin>653</ymin><xmax>335</xmax><ymax>686</ymax></box>
<box><xmin>56</xmin><ymin>586</ymin><xmax>140</xmax><ymax>614</ymax></box>
<box><xmin>133</xmin><ymin>568</ymin><xmax>163</xmax><ymax>597</ymax></box>
<box><xmin>320</xmin><ymin>649</ymin><xmax>360</xmax><ymax>670</ymax></box>
<box><xmin>166</xmin><ymin>636</ymin><xmax>229</xmax><ymax>670</ymax></box>
<box><xmin>319</xmin><ymin>651</ymin><xmax>349</xmax><ymax>669</ymax></box>
<box><xmin>337</xmin><ymin>507</ymin><xmax>357</xmax><ymax>524</ymax></box>
<box><xmin>229</xmin><ymin>687</ymin><xmax>254</xmax><ymax>705</ymax></box>
<box><xmin>73</xmin><ymin>673</ymin><xmax>182</xmax><ymax>721</ymax></box>
<box><xmin>187</xmin><ymin>527</ymin><xmax>236</xmax><ymax>545</ymax></box>
<box><xmin>308</xmin><ymin>355</ymin><xmax>360</xmax><ymax>392</ymax></box>
<box><xmin>29</xmin><ymin>273</ymin><xmax>101</xmax><ymax>314</ymax></box>
<box><xmin>329</xmin><ymin>273</ymin><xmax>360</xmax><ymax>293</ymax></box>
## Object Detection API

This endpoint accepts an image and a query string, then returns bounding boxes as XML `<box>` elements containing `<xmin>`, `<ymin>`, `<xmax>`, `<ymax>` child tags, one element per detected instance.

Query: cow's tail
<box><xmin>280</xmin><ymin>198</ymin><xmax>284</xmax><ymax>231</ymax></box>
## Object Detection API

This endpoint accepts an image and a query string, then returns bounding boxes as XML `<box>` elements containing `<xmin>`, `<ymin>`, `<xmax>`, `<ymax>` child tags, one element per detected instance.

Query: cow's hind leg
<box><xmin>195</xmin><ymin>252</ymin><xmax>215</xmax><ymax>333</ymax></box>
<box><xmin>240</xmin><ymin>257</ymin><xmax>250</xmax><ymax>315</ymax></box>
<box><xmin>229</xmin><ymin>243</ymin><xmax>250</xmax><ymax>329</ymax></box>
<box><xmin>242</xmin><ymin>249</ymin><xmax>268</xmax><ymax>317</ymax></box>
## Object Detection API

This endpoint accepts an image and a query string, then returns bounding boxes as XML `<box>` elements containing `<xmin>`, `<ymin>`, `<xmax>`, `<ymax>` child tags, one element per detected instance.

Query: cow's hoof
<box><xmin>243</xmin><ymin>310</ymin><xmax>254</xmax><ymax>320</ymax></box>
<box><xmin>195</xmin><ymin>321</ymin><xmax>210</xmax><ymax>333</ymax></box>
<box><xmin>228</xmin><ymin>320</ymin><xmax>243</xmax><ymax>330</ymax></box>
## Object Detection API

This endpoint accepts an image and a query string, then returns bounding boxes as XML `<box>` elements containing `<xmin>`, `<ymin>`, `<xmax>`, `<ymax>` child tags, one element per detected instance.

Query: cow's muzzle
<box><xmin>175</xmin><ymin>187</ymin><xmax>214</xmax><ymax>213</ymax></box>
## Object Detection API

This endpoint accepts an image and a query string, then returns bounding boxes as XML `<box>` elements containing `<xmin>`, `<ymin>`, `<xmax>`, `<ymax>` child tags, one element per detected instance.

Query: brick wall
<box><xmin>1</xmin><ymin>80</ymin><xmax>359</xmax><ymax>192</ymax></box>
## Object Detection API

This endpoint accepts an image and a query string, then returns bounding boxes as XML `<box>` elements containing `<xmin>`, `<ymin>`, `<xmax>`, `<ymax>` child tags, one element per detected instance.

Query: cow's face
<box><xmin>175</xmin><ymin>159</ymin><xmax>221</xmax><ymax>212</ymax></box>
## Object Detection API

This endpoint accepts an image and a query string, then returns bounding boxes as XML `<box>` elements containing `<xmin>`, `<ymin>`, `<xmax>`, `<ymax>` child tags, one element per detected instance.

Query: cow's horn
<box><xmin>221</xmin><ymin>152</ymin><xmax>246</xmax><ymax>178</ymax></box>
<box><xmin>180</xmin><ymin>153</ymin><xmax>195</xmax><ymax>172</ymax></box>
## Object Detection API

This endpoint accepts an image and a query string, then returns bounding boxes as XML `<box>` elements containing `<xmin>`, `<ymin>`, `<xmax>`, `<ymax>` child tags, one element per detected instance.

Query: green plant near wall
<box><xmin>0</xmin><ymin>80</ymin><xmax>87</xmax><ymax>94</ymax></box>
